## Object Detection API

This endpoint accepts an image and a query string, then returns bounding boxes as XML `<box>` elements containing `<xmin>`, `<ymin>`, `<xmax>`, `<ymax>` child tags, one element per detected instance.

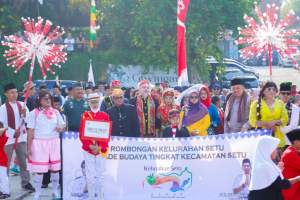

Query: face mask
<box><xmin>90</xmin><ymin>107</ymin><xmax>99</xmax><ymax>113</ymax></box>
<box><xmin>89</xmin><ymin>102</ymin><xmax>100</xmax><ymax>113</ymax></box>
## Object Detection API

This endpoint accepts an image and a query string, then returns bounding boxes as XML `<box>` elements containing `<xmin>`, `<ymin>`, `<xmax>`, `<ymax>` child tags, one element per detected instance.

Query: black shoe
<box><xmin>41</xmin><ymin>184</ymin><xmax>48</xmax><ymax>188</ymax></box>
<box><xmin>23</xmin><ymin>183</ymin><xmax>35</xmax><ymax>192</ymax></box>
<box><xmin>0</xmin><ymin>194</ymin><xmax>10</xmax><ymax>199</ymax></box>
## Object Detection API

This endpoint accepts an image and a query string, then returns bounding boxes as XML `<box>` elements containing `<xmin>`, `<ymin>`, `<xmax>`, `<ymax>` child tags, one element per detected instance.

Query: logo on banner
<box><xmin>144</xmin><ymin>167</ymin><xmax>192</xmax><ymax>198</ymax></box>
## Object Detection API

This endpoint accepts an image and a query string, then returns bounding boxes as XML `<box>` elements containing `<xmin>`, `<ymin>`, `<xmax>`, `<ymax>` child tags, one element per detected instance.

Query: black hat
<box><xmin>231</xmin><ymin>78</ymin><xmax>245</xmax><ymax>86</ymax></box>
<box><xmin>4</xmin><ymin>83</ymin><xmax>17</xmax><ymax>92</ymax></box>
<box><xmin>72</xmin><ymin>82</ymin><xmax>83</xmax><ymax>88</ymax></box>
<box><xmin>280</xmin><ymin>82</ymin><xmax>292</xmax><ymax>92</ymax></box>
<box><xmin>53</xmin><ymin>84</ymin><xmax>60</xmax><ymax>89</ymax></box>
<box><xmin>286</xmin><ymin>128</ymin><xmax>300</xmax><ymax>143</ymax></box>
<box><xmin>86</xmin><ymin>85</ymin><xmax>93</xmax><ymax>90</ymax></box>
<box><xmin>53</xmin><ymin>95</ymin><xmax>61</xmax><ymax>103</ymax></box>
<box><xmin>97</xmin><ymin>81</ymin><xmax>106</xmax><ymax>85</ymax></box>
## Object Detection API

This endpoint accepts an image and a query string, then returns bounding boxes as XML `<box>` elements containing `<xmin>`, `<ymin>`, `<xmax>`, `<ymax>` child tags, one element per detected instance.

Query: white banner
<box><xmin>62</xmin><ymin>130</ymin><xmax>271</xmax><ymax>200</ymax></box>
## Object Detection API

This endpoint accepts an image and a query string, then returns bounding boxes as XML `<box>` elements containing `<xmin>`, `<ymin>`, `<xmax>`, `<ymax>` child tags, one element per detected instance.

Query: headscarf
<box><xmin>175</xmin><ymin>84</ymin><xmax>205</xmax><ymax>106</ymax></box>
<box><xmin>200</xmin><ymin>86</ymin><xmax>211</xmax><ymax>108</ymax></box>
<box><xmin>182</xmin><ymin>90</ymin><xmax>208</xmax><ymax>127</ymax></box>
<box><xmin>249</xmin><ymin>136</ymin><xmax>281</xmax><ymax>191</ymax></box>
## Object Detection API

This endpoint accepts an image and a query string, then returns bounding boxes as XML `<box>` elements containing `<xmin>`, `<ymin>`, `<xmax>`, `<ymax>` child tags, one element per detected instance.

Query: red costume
<box><xmin>0</xmin><ymin>132</ymin><xmax>8</xmax><ymax>167</ymax></box>
<box><xmin>158</xmin><ymin>89</ymin><xmax>180</xmax><ymax>128</ymax></box>
<box><xmin>79</xmin><ymin>111</ymin><xmax>111</xmax><ymax>155</ymax></box>
<box><xmin>158</xmin><ymin>104</ymin><xmax>180</xmax><ymax>127</ymax></box>
<box><xmin>281</xmin><ymin>146</ymin><xmax>300</xmax><ymax>200</ymax></box>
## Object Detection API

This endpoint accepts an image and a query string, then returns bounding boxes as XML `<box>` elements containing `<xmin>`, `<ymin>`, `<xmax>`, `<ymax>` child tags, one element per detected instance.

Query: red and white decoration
<box><xmin>177</xmin><ymin>0</ymin><xmax>190</xmax><ymax>86</ymax></box>
<box><xmin>2</xmin><ymin>17</ymin><xmax>67</xmax><ymax>102</ymax></box>
<box><xmin>236</xmin><ymin>2</ymin><xmax>300</xmax><ymax>78</ymax></box>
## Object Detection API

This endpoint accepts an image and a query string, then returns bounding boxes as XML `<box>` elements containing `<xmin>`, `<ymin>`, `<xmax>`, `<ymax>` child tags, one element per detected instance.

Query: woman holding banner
<box><xmin>27</xmin><ymin>91</ymin><xmax>66</xmax><ymax>200</ymax></box>
<box><xmin>179</xmin><ymin>89</ymin><xmax>210</xmax><ymax>136</ymax></box>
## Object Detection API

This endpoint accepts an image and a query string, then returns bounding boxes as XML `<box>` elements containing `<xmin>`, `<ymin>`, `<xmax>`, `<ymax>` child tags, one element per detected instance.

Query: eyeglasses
<box><xmin>281</xmin><ymin>92</ymin><xmax>291</xmax><ymax>96</ymax></box>
<box><xmin>113</xmin><ymin>96</ymin><xmax>123</xmax><ymax>100</ymax></box>
<box><xmin>189</xmin><ymin>96</ymin><xmax>199</xmax><ymax>99</ymax></box>
<box><xmin>89</xmin><ymin>101</ymin><xmax>99</xmax><ymax>104</ymax></box>
<box><xmin>41</xmin><ymin>97</ymin><xmax>51</xmax><ymax>101</ymax></box>
<box><xmin>265</xmin><ymin>87</ymin><xmax>277</xmax><ymax>92</ymax></box>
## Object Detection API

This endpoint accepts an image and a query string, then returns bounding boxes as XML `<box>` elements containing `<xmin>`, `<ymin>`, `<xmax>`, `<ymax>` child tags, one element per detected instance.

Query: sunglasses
<box><xmin>281</xmin><ymin>92</ymin><xmax>291</xmax><ymax>96</ymax></box>
<box><xmin>265</xmin><ymin>87</ymin><xmax>277</xmax><ymax>92</ymax></box>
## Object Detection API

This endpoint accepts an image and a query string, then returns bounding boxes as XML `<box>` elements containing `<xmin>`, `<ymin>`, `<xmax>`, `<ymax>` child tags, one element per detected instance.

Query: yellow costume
<box><xmin>249</xmin><ymin>99</ymin><xmax>289</xmax><ymax>147</ymax></box>
<box><xmin>179</xmin><ymin>111</ymin><xmax>211</xmax><ymax>136</ymax></box>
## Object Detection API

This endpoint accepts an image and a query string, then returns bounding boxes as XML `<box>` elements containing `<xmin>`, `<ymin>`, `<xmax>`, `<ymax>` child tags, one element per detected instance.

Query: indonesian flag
<box><xmin>177</xmin><ymin>0</ymin><xmax>190</xmax><ymax>86</ymax></box>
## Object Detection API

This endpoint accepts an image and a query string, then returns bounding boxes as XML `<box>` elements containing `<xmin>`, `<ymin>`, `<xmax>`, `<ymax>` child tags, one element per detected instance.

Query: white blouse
<box><xmin>27</xmin><ymin>108</ymin><xmax>65</xmax><ymax>139</ymax></box>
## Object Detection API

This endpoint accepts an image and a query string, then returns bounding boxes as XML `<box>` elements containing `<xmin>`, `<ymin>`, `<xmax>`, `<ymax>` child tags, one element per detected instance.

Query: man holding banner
<box><xmin>79</xmin><ymin>93</ymin><xmax>112</xmax><ymax>200</ymax></box>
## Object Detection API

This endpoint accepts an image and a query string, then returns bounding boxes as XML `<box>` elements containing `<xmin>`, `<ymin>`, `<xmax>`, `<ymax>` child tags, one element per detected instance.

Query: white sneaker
<box><xmin>33</xmin><ymin>194</ymin><xmax>40</xmax><ymax>200</ymax></box>
<box><xmin>52</xmin><ymin>191</ymin><xmax>60</xmax><ymax>200</ymax></box>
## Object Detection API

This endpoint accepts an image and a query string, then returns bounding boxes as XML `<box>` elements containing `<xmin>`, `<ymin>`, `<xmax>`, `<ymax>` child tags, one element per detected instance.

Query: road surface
<box><xmin>254</xmin><ymin>66</ymin><xmax>300</xmax><ymax>88</ymax></box>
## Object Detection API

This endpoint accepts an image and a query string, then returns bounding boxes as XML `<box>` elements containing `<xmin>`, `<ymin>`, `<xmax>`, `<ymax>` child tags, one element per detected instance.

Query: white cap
<box><xmin>87</xmin><ymin>93</ymin><xmax>100</xmax><ymax>101</ymax></box>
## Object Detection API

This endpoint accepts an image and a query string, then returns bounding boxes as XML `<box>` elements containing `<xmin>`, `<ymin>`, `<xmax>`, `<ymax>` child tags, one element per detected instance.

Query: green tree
<box><xmin>97</xmin><ymin>0</ymin><xmax>255</xmax><ymax>82</ymax></box>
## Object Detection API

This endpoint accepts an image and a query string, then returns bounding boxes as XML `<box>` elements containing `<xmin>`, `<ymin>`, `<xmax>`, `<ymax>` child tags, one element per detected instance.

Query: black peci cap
<box><xmin>231</xmin><ymin>78</ymin><xmax>245</xmax><ymax>86</ymax></box>
<box><xmin>286</xmin><ymin>128</ymin><xmax>300</xmax><ymax>143</ymax></box>
<box><xmin>4</xmin><ymin>83</ymin><xmax>17</xmax><ymax>92</ymax></box>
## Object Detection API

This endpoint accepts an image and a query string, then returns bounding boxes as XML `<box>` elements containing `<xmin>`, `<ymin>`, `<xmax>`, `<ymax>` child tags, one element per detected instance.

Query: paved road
<box><xmin>254</xmin><ymin>66</ymin><xmax>300</xmax><ymax>88</ymax></box>
<box><xmin>8</xmin><ymin>174</ymin><xmax>52</xmax><ymax>200</ymax></box>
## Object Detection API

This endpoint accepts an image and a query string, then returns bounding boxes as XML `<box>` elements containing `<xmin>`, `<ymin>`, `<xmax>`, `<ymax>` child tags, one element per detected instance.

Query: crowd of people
<box><xmin>0</xmin><ymin>77</ymin><xmax>300</xmax><ymax>200</ymax></box>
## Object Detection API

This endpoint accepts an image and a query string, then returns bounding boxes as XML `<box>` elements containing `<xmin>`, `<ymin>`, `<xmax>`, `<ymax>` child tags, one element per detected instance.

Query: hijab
<box><xmin>182</xmin><ymin>90</ymin><xmax>208</xmax><ymax>127</ymax></box>
<box><xmin>249</xmin><ymin>136</ymin><xmax>281</xmax><ymax>191</ymax></box>
<box><xmin>200</xmin><ymin>86</ymin><xmax>211</xmax><ymax>108</ymax></box>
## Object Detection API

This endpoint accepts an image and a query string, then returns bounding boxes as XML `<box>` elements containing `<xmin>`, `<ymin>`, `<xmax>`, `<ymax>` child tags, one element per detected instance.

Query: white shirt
<box><xmin>233</xmin><ymin>173</ymin><xmax>250</xmax><ymax>199</ymax></box>
<box><xmin>64</xmin><ymin>37</ymin><xmax>75</xmax><ymax>51</ymax></box>
<box><xmin>281</xmin><ymin>104</ymin><xmax>300</xmax><ymax>145</ymax></box>
<box><xmin>27</xmin><ymin>108</ymin><xmax>65</xmax><ymax>139</ymax></box>
<box><xmin>0</xmin><ymin>101</ymin><xmax>28</xmax><ymax>145</ymax></box>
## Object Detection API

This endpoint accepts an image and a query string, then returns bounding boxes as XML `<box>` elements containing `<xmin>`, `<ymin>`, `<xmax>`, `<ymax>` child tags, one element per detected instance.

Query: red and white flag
<box><xmin>177</xmin><ymin>0</ymin><xmax>190</xmax><ymax>86</ymax></box>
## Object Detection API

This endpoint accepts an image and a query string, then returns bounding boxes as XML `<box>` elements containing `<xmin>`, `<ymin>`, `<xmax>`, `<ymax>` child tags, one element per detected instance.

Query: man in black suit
<box><xmin>107</xmin><ymin>89</ymin><xmax>140</xmax><ymax>137</ymax></box>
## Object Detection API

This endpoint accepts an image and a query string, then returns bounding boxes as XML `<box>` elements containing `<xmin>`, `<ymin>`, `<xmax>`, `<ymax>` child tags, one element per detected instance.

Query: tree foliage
<box><xmin>97</xmin><ymin>0</ymin><xmax>255</xmax><ymax>81</ymax></box>
<box><xmin>0</xmin><ymin>0</ymin><xmax>256</xmax><ymax>88</ymax></box>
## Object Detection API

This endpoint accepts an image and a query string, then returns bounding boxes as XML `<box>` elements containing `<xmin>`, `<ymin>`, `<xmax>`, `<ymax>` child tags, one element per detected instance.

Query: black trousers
<box><xmin>42</xmin><ymin>171</ymin><xmax>62</xmax><ymax>185</ymax></box>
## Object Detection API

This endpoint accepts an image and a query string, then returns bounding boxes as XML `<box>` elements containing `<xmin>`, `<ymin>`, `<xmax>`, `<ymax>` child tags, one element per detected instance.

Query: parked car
<box><xmin>33</xmin><ymin>80</ymin><xmax>80</xmax><ymax>91</ymax></box>
<box><xmin>278</xmin><ymin>57</ymin><xmax>293</xmax><ymax>68</ymax></box>
<box><xmin>219</xmin><ymin>69</ymin><xmax>259</xmax><ymax>89</ymax></box>
<box><xmin>220</xmin><ymin>76</ymin><xmax>259</xmax><ymax>89</ymax></box>
<box><xmin>207</xmin><ymin>57</ymin><xmax>259</xmax><ymax>78</ymax></box>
